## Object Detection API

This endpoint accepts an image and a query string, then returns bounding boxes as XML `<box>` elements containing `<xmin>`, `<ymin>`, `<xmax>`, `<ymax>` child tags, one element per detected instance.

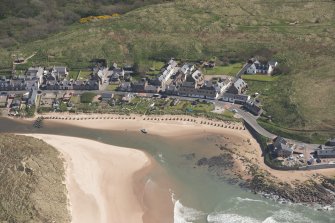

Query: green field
<box><xmin>106</xmin><ymin>84</ymin><xmax>119</xmax><ymax>91</ymax></box>
<box><xmin>203</xmin><ymin>63</ymin><xmax>243</xmax><ymax>76</ymax></box>
<box><xmin>68</xmin><ymin>70</ymin><xmax>79</xmax><ymax>80</ymax></box>
<box><xmin>78</xmin><ymin>70</ymin><xmax>92</xmax><ymax>80</ymax></box>
<box><xmin>0</xmin><ymin>0</ymin><xmax>334</xmax><ymax>142</ymax></box>
<box><xmin>242</xmin><ymin>74</ymin><xmax>278</xmax><ymax>82</ymax></box>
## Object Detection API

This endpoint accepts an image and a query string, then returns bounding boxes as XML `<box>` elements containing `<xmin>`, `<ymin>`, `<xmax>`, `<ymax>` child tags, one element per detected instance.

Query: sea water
<box><xmin>0</xmin><ymin>117</ymin><xmax>334</xmax><ymax>223</ymax></box>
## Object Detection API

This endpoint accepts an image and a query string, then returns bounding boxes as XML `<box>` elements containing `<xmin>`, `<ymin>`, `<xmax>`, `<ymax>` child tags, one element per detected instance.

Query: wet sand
<box><xmin>39</xmin><ymin>113</ymin><xmax>335</xmax><ymax>181</ymax></box>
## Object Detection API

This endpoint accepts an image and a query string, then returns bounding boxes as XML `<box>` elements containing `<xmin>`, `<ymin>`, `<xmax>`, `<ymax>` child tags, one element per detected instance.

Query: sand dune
<box><xmin>25</xmin><ymin>134</ymin><xmax>155</xmax><ymax>223</ymax></box>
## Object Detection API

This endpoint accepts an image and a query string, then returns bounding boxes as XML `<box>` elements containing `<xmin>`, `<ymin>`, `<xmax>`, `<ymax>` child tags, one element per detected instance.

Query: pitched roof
<box><xmin>273</xmin><ymin>136</ymin><xmax>293</xmax><ymax>152</ymax></box>
<box><xmin>234</xmin><ymin>78</ymin><xmax>247</xmax><ymax>89</ymax></box>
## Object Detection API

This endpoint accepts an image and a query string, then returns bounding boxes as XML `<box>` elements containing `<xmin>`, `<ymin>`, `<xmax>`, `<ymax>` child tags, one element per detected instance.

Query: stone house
<box><xmin>221</xmin><ymin>93</ymin><xmax>250</xmax><ymax>104</ymax></box>
<box><xmin>326</xmin><ymin>138</ymin><xmax>335</xmax><ymax>146</ymax></box>
<box><xmin>244</xmin><ymin>99</ymin><xmax>263</xmax><ymax>115</ymax></box>
<box><xmin>271</xmin><ymin>136</ymin><xmax>294</xmax><ymax>158</ymax></box>
<box><xmin>227</xmin><ymin>78</ymin><xmax>247</xmax><ymax>95</ymax></box>
<box><xmin>316</xmin><ymin>146</ymin><xmax>335</xmax><ymax>158</ymax></box>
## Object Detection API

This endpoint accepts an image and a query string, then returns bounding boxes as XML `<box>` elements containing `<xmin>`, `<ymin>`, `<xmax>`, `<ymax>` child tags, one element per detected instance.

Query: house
<box><xmin>26</xmin><ymin>67</ymin><xmax>44</xmax><ymax>85</ymax></box>
<box><xmin>177</xmin><ymin>70</ymin><xmax>207</xmax><ymax>98</ymax></box>
<box><xmin>131</xmin><ymin>80</ymin><xmax>147</xmax><ymax>93</ymax></box>
<box><xmin>0</xmin><ymin>95</ymin><xmax>8</xmax><ymax>107</ymax></box>
<box><xmin>316</xmin><ymin>146</ymin><xmax>335</xmax><ymax>158</ymax></box>
<box><xmin>246</xmin><ymin>60</ymin><xmax>278</xmax><ymax>75</ymax></box>
<box><xmin>165</xmin><ymin>84</ymin><xmax>178</xmax><ymax>95</ymax></box>
<box><xmin>213</xmin><ymin>77</ymin><xmax>232</xmax><ymax>94</ymax></box>
<box><xmin>178</xmin><ymin>80</ymin><xmax>218</xmax><ymax>99</ymax></box>
<box><xmin>156</xmin><ymin>59</ymin><xmax>178</xmax><ymax>87</ymax></box>
<box><xmin>222</xmin><ymin>93</ymin><xmax>250</xmax><ymax>104</ymax></box>
<box><xmin>180</xmin><ymin>64</ymin><xmax>195</xmax><ymax>76</ymax></box>
<box><xmin>244</xmin><ymin>99</ymin><xmax>263</xmax><ymax>115</ymax></box>
<box><xmin>271</xmin><ymin>136</ymin><xmax>294</xmax><ymax>158</ymax></box>
<box><xmin>25</xmin><ymin>79</ymin><xmax>39</xmax><ymax>91</ymax></box>
<box><xmin>123</xmin><ymin>65</ymin><xmax>135</xmax><ymax>75</ymax></box>
<box><xmin>227</xmin><ymin>78</ymin><xmax>247</xmax><ymax>95</ymax></box>
<box><xmin>101</xmin><ymin>93</ymin><xmax>114</xmax><ymax>102</ymax></box>
<box><xmin>203</xmin><ymin>61</ymin><xmax>216</xmax><ymax>68</ymax></box>
<box><xmin>144</xmin><ymin>84</ymin><xmax>160</xmax><ymax>93</ymax></box>
<box><xmin>110</xmin><ymin>68</ymin><xmax>125</xmax><ymax>82</ymax></box>
<box><xmin>118</xmin><ymin>82</ymin><xmax>132</xmax><ymax>92</ymax></box>
<box><xmin>40</xmin><ymin>79</ymin><xmax>99</xmax><ymax>91</ymax></box>
<box><xmin>52</xmin><ymin>66</ymin><xmax>69</xmax><ymax>80</ymax></box>
<box><xmin>326</xmin><ymin>138</ymin><xmax>335</xmax><ymax>146</ymax></box>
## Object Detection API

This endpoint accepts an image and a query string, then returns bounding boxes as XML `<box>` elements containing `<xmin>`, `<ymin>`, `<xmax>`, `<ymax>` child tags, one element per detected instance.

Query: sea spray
<box><xmin>170</xmin><ymin>189</ymin><xmax>205</xmax><ymax>223</ymax></box>
<box><xmin>207</xmin><ymin>212</ymin><xmax>260</xmax><ymax>223</ymax></box>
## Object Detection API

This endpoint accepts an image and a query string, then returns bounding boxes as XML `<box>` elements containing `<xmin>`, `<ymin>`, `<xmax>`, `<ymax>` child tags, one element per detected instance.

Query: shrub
<box><xmin>80</xmin><ymin>92</ymin><xmax>96</xmax><ymax>103</ymax></box>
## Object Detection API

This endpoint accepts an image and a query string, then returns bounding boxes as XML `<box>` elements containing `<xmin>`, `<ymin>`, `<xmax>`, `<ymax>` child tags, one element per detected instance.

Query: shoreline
<box><xmin>11</xmin><ymin>113</ymin><xmax>335</xmax><ymax>208</ymax></box>
<box><xmin>34</xmin><ymin>115</ymin><xmax>335</xmax><ymax>206</ymax></box>
<box><xmin>24</xmin><ymin>134</ymin><xmax>173</xmax><ymax>223</ymax></box>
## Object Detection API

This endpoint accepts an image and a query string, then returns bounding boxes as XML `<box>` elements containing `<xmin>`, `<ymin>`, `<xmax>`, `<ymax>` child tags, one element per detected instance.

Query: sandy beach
<box><xmin>24</xmin><ymin>134</ymin><xmax>173</xmax><ymax>223</ymax></box>
<box><xmin>38</xmin><ymin>113</ymin><xmax>335</xmax><ymax>181</ymax></box>
<box><xmin>17</xmin><ymin>113</ymin><xmax>335</xmax><ymax>222</ymax></box>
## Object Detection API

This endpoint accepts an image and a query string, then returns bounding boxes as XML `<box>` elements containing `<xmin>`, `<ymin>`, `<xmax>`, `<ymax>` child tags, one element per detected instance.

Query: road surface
<box><xmin>236</xmin><ymin>108</ymin><xmax>276</xmax><ymax>139</ymax></box>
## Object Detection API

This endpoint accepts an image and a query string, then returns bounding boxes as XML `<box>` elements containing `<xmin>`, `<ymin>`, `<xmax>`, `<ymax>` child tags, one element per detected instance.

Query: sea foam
<box><xmin>235</xmin><ymin>196</ymin><xmax>267</xmax><ymax>204</ymax></box>
<box><xmin>171</xmin><ymin>190</ymin><xmax>205</xmax><ymax>223</ymax></box>
<box><xmin>207</xmin><ymin>212</ymin><xmax>260</xmax><ymax>223</ymax></box>
<box><xmin>174</xmin><ymin>200</ymin><xmax>205</xmax><ymax>223</ymax></box>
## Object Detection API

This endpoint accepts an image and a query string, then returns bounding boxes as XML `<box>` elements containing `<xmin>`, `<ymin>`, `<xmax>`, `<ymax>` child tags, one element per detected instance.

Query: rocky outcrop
<box><xmin>197</xmin><ymin>152</ymin><xmax>335</xmax><ymax>206</ymax></box>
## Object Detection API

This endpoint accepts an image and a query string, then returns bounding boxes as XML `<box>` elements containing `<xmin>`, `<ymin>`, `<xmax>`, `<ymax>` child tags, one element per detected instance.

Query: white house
<box><xmin>157</xmin><ymin>59</ymin><xmax>178</xmax><ymax>85</ymax></box>
<box><xmin>246</xmin><ymin>60</ymin><xmax>278</xmax><ymax>75</ymax></box>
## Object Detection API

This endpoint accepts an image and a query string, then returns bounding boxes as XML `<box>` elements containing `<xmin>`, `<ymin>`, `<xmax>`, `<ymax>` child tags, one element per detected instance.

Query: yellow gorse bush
<box><xmin>79</xmin><ymin>14</ymin><xmax>120</xmax><ymax>24</ymax></box>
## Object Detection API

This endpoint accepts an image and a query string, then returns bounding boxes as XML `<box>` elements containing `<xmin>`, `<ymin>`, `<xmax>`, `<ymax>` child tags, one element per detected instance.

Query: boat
<box><xmin>140</xmin><ymin>128</ymin><xmax>148</xmax><ymax>134</ymax></box>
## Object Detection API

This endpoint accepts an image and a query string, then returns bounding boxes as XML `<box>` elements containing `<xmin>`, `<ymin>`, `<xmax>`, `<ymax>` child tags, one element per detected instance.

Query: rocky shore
<box><xmin>195</xmin><ymin>138</ymin><xmax>335</xmax><ymax>207</ymax></box>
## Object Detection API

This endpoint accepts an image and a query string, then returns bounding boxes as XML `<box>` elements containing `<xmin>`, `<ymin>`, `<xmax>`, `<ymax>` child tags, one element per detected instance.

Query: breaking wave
<box><xmin>235</xmin><ymin>197</ymin><xmax>267</xmax><ymax>204</ymax></box>
<box><xmin>207</xmin><ymin>213</ymin><xmax>260</xmax><ymax>223</ymax></box>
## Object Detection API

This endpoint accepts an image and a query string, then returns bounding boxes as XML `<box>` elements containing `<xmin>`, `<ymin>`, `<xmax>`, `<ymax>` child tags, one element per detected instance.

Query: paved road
<box><xmin>235</xmin><ymin>63</ymin><xmax>250</xmax><ymax>79</ymax></box>
<box><xmin>236</xmin><ymin>108</ymin><xmax>276</xmax><ymax>139</ymax></box>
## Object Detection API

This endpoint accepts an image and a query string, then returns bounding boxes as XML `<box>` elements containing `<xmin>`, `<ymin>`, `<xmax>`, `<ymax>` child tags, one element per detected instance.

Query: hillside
<box><xmin>0</xmin><ymin>134</ymin><xmax>70</xmax><ymax>222</ymax></box>
<box><xmin>0</xmin><ymin>0</ymin><xmax>168</xmax><ymax>47</ymax></box>
<box><xmin>0</xmin><ymin>0</ymin><xmax>334</xmax><ymax>142</ymax></box>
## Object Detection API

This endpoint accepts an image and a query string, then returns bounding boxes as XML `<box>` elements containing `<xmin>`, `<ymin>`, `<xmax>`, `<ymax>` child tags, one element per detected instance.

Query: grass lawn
<box><xmin>203</xmin><ymin>63</ymin><xmax>243</xmax><ymax>76</ymax></box>
<box><xmin>70</xmin><ymin>95</ymin><xmax>80</xmax><ymax>104</ymax></box>
<box><xmin>68</xmin><ymin>71</ymin><xmax>79</xmax><ymax>80</ymax></box>
<box><xmin>223</xmin><ymin>110</ymin><xmax>235</xmax><ymax>118</ymax></box>
<box><xmin>246</xmin><ymin>78</ymin><xmax>307</xmax><ymax>130</ymax></box>
<box><xmin>106</xmin><ymin>84</ymin><xmax>119</xmax><ymax>91</ymax></box>
<box><xmin>78</xmin><ymin>70</ymin><xmax>92</xmax><ymax>80</ymax></box>
<box><xmin>258</xmin><ymin>119</ymin><xmax>333</xmax><ymax>144</ymax></box>
<box><xmin>149</xmin><ymin>61</ymin><xmax>165</xmax><ymax>70</ymax></box>
<box><xmin>242</xmin><ymin>74</ymin><xmax>278</xmax><ymax>82</ymax></box>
